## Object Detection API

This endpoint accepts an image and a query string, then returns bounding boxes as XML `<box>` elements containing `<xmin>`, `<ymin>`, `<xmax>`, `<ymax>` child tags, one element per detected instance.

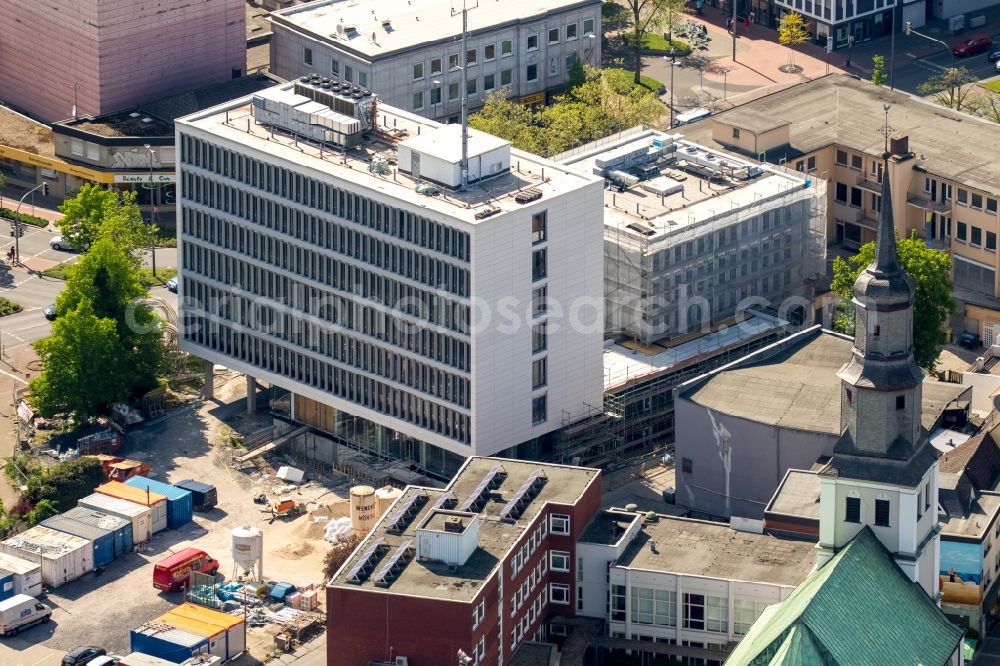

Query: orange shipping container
<box><xmin>95</xmin><ymin>482</ymin><xmax>168</xmax><ymax>534</ymax></box>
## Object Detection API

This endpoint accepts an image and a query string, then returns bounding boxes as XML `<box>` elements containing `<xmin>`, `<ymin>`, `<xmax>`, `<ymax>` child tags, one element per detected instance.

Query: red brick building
<box><xmin>327</xmin><ymin>457</ymin><xmax>602</xmax><ymax>666</ymax></box>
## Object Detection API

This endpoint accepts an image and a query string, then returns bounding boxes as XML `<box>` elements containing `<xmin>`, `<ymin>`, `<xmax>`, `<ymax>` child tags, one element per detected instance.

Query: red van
<box><xmin>153</xmin><ymin>548</ymin><xmax>219</xmax><ymax>591</ymax></box>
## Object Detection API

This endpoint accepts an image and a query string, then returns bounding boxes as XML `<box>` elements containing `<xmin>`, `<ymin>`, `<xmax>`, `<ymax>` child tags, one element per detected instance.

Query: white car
<box><xmin>49</xmin><ymin>235</ymin><xmax>88</xmax><ymax>251</ymax></box>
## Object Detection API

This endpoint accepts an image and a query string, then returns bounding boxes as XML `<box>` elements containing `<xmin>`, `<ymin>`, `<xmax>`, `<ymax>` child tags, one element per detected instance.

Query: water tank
<box><xmin>375</xmin><ymin>486</ymin><xmax>404</xmax><ymax>517</ymax></box>
<box><xmin>232</xmin><ymin>525</ymin><xmax>263</xmax><ymax>580</ymax></box>
<box><xmin>350</xmin><ymin>485</ymin><xmax>377</xmax><ymax>532</ymax></box>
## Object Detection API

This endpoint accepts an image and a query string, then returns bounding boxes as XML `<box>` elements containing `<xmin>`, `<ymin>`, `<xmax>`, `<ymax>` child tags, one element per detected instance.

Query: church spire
<box><xmin>870</xmin><ymin>105</ymin><xmax>901</xmax><ymax>277</ymax></box>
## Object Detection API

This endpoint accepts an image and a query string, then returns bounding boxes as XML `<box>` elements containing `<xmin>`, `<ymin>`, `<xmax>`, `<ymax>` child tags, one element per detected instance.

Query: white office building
<box><xmin>269</xmin><ymin>0</ymin><xmax>603</xmax><ymax>121</ymax></box>
<box><xmin>175</xmin><ymin>79</ymin><xmax>604</xmax><ymax>477</ymax></box>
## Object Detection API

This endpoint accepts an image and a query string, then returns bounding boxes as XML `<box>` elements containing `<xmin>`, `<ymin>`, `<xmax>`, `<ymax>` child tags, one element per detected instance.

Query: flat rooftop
<box><xmin>329</xmin><ymin>457</ymin><xmax>599</xmax><ymax>601</ymax></box>
<box><xmin>602</xmin><ymin>312</ymin><xmax>786</xmax><ymax>391</ymax></box>
<box><xmin>940</xmin><ymin>491</ymin><xmax>1000</xmax><ymax>539</ymax></box>
<box><xmin>616</xmin><ymin>514</ymin><xmax>815</xmax><ymax>587</ymax></box>
<box><xmin>559</xmin><ymin>129</ymin><xmax>809</xmax><ymax>244</ymax></box>
<box><xmin>0</xmin><ymin>106</ymin><xmax>54</xmax><ymax>156</ymax></box>
<box><xmin>273</xmin><ymin>0</ymin><xmax>601</xmax><ymax>59</ymax></box>
<box><xmin>683</xmin><ymin>328</ymin><xmax>969</xmax><ymax>434</ymax></box>
<box><xmin>178</xmin><ymin>83</ymin><xmax>597</xmax><ymax>225</ymax></box>
<box><xmin>766</xmin><ymin>470</ymin><xmax>821</xmax><ymax>521</ymax></box>
<box><xmin>579</xmin><ymin>510</ymin><xmax>640</xmax><ymax>546</ymax></box>
<box><xmin>678</xmin><ymin>74</ymin><xmax>1000</xmax><ymax>193</ymax></box>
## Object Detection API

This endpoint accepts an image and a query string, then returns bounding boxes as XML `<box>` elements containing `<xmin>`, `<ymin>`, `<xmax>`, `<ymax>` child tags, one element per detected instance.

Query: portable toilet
<box><xmin>95</xmin><ymin>481</ymin><xmax>168</xmax><ymax>534</ymax></box>
<box><xmin>62</xmin><ymin>505</ymin><xmax>134</xmax><ymax>559</ymax></box>
<box><xmin>41</xmin><ymin>514</ymin><xmax>115</xmax><ymax>567</ymax></box>
<box><xmin>78</xmin><ymin>492</ymin><xmax>154</xmax><ymax>544</ymax></box>
<box><xmin>0</xmin><ymin>551</ymin><xmax>42</xmax><ymax>597</ymax></box>
<box><xmin>125</xmin><ymin>477</ymin><xmax>193</xmax><ymax>529</ymax></box>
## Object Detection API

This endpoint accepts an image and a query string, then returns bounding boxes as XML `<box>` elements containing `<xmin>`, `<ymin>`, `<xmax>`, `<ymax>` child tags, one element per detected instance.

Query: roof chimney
<box><xmin>889</xmin><ymin>134</ymin><xmax>909</xmax><ymax>157</ymax></box>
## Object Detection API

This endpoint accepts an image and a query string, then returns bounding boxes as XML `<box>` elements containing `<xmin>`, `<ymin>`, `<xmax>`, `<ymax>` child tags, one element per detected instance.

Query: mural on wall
<box><xmin>707</xmin><ymin>407</ymin><xmax>733</xmax><ymax>516</ymax></box>
<box><xmin>941</xmin><ymin>539</ymin><xmax>984</xmax><ymax>606</ymax></box>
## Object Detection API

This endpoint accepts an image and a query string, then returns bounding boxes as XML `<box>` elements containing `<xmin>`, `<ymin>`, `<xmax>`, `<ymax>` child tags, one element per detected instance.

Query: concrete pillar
<box><xmin>203</xmin><ymin>360</ymin><xmax>214</xmax><ymax>399</ymax></box>
<box><xmin>246</xmin><ymin>375</ymin><xmax>256</xmax><ymax>415</ymax></box>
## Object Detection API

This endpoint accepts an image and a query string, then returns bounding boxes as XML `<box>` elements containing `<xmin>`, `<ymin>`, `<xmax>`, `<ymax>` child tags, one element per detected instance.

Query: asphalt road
<box><xmin>890</xmin><ymin>39</ymin><xmax>1000</xmax><ymax>93</ymax></box>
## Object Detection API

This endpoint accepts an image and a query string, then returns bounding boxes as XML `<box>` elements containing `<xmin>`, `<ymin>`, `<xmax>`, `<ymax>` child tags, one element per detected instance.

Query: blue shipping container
<box><xmin>40</xmin><ymin>514</ymin><xmax>114</xmax><ymax>567</ymax></box>
<box><xmin>130</xmin><ymin>626</ymin><xmax>208</xmax><ymax>663</ymax></box>
<box><xmin>61</xmin><ymin>506</ymin><xmax>133</xmax><ymax>559</ymax></box>
<box><xmin>0</xmin><ymin>571</ymin><xmax>13</xmax><ymax>601</ymax></box>
<box><xmin>125</xmin><ymin>476</ymin><xmax>193</xmax><ymax>529</ymax></box>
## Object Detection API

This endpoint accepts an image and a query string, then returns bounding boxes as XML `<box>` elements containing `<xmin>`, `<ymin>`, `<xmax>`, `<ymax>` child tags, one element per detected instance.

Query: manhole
<box><xmin>26</xmin><ymin>360</ymin><xmax>43</xmax><ymax>372</ymax></box>
<box><xmin>779</xmin><ymin>64</ymin><xmax>803</xmax><ymax>74</ymax></box>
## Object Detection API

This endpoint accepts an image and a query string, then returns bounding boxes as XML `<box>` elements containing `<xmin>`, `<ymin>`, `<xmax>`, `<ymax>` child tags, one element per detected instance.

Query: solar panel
<box><xmin>459</xmin><ymin>463</ymin><xmax>506</xmax><ymax>512</ymax></box>
<box><xmin>498</xmin><ymin>470</ymin><xmax>548</xmax><ymax>522</ymax></box>
<box><xmin>386</xmin><ymin>491</ymin><xmax>428</xmax><ymax>533</ymax></box>
<box><xmin>374</xmin><ymin>540</ymin><xmax>414</xmax><ymax>587</ymax></box>
<box><xmin>344</xmin><ymin>537</ymin><xmax>385</xmax><ymax>584</ymax></box>
<box><xmin>433</xmin><ymin>491</ymin><xmax>457</xmax><ymax>510</ymax></box>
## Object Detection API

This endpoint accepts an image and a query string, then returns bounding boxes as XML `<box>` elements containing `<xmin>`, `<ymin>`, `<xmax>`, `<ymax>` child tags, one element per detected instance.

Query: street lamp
<box><xmin>587</xmin><ymin>33</ymin><xmax>597</xmax><ymax>66</ymax></box>
<box><xmin>846</xmin><ymin>35</ymin><xmax>855</xmax><ymax>68</ymax></box>
<box><xmin>905</xmin><ymin>21</ymin><xmax>957</xmax><ymax>66</ymax></box>
<box><xmin>665</xmin><ymin>49</ymin><xmax>681</xmax><ymax>128</ymax></box>
<box><xmin>144</xmin><ymin>143</ymin><xmax>157</xmax><ymax>277</ymax></box>
<box><xmin>12</xmin><ymin>182</ymin><xmax>47</xmax><ymax>265</ymax></box>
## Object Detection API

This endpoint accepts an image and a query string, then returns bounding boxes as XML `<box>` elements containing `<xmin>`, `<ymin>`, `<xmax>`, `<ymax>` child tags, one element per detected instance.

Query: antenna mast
<box><xmin>452</xmin><ymin>0</ymin><xmax>478</xmax><ymax>191</ymax></box>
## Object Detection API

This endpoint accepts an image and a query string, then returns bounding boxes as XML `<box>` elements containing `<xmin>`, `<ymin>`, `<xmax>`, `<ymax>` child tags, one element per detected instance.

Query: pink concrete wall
<box><xmin>0</xmin><ymin>0</ymin><xmax>246</xmax><ymax>122</ymax></box>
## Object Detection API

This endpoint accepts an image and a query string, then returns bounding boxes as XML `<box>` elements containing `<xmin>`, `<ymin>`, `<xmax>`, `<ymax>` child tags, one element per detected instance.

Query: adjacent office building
<box><xmin>175</xmin><ymin>79</ymin><xmax>604</xmax><ymax>477</ymax></box>
<box><xmin>269</xmin><ymin>0</ymin><xmax>602</xmax><ymax>121</ymax></box>
<box><xmin>0</xmin><ymin>0</ymin><xmax>246</xmax><ymax>122</ymax></box>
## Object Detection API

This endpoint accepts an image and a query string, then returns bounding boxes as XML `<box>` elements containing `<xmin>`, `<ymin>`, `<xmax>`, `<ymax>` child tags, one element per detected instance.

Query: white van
<box><xmin>0</xmin><ymin>594</ymin><xmax>52</xmax><ymax>636</ymax></box>
<box><xmin>673</xmin><ymin>107</ymin><xmax>711</xmax><ymax>126</ymax></box>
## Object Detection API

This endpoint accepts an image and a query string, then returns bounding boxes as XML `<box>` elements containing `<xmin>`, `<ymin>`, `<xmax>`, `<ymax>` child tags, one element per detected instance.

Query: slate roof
<box><xmin>940</xmin><ymin>423</ymin><xmax>1000</xmax><ymax>491</ymax></box>
<box><xmin>725</xmin><ymin>527</ymin><xmax>963</xmax><ymax>666</ymax></box>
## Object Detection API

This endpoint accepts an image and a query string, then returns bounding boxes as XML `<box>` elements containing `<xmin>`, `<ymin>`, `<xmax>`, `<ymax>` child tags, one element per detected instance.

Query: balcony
<box><xmin>907</xmin><ymin>195</ymin><xmax>952</xmax><ymax>215</ymax></box>
<box><xmin>833</xmin><ymin>202</ymin><xmax>862</xmax><ymax>223</ymax></box>
<box><xmin>858</xmin><ymin>179</ymin><xmax>882</xmax><ymax>194</ymax></box>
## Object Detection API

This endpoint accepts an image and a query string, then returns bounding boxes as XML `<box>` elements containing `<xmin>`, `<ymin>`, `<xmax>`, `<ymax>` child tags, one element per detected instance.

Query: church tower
<box><xmin>817</xmin><ymin>108</ymin><xmax>941</xmax><ymax>599</ymax></box>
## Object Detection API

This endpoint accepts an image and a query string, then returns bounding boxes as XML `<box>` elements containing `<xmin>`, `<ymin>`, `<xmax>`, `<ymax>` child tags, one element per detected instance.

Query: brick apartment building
<box><xmin>0</xmin><ymin>0</ymin><xmax>246</xmax><ymax>121</ymax></box>
<box><xmin>326</xmin><ymin>458</ymin><xmax>602</xmax><ymax>666</ymax></box>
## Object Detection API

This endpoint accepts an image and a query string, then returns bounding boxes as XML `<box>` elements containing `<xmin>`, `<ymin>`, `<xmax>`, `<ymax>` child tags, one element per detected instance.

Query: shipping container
<box><xmin>173</xmin><ymin>480</ymin><xmax>217</xmax><ymax>511</ymax></box>
<box><xmin>0</xmin><ymin>525</ymin><xmax>93</xmax><ymax>588</ymax></box>
<box><xmin>130</xmin><ymin>625</ymin><xmax>211</xmax><ymax>664</ymax></box>
<box><xmin>95</xmin><ymin>482</ymin><xmax>168</xmax><ymax>534</ymax></box>
<box><xmin>40</xmin><ymin>514</ymin><xmax>114</xmax><ymax>567</ymax></box>
<box><xmin>125</xmin><ymin>477</ymin><xmax>193</xmax><ymax>529</ymax></box>
<box><xmin>0</xmin><ymin>571</ymin><xmax>12</xmax><ymax>602</ymax></box>
<box><xmin>0</xmin><ymin>551</ymin><xmax>42</xmax><ymax>597</ymax></box>
<box><xmin>62</xmin><ymin>506</ymin><xmax>134</xmax><ymax>558</ymax></box>
<box><xmin>118</xmin><ymin>652</ymin><xmax>220</xmax><ymax>666</ymax></box>
<box><xmin>160</xmin><ymin>603</ymin><xmax>245</xmax><ymax>660</ymax></box>
<box><xmin>79</xmin><ymin>492</ymin><xmax>153</xmax><ymax>543</ymax></box>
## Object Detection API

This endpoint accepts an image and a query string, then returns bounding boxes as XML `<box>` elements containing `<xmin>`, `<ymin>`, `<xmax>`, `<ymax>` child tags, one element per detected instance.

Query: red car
<box><xmin>953</xmin><ymin>35</ymin><xmax>993</xmax><ymax>57</ymax></box>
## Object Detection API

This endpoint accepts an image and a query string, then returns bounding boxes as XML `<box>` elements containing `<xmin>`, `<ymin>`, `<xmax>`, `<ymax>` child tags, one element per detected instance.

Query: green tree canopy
<box><xmin>831</xmin><ymin>232</ymin><xmax>954</xmax><ymax>372</ymax></box>
<box><xmin>871</xmin><ymin>55</ymin><xmax>887</xmax><ymax>87</ymax></box>
<box><xmin>22</xmin><ymin>457</ymin><xmax>105</xmax><ymax>512</ymax></box>
<box><xmin>57</xmin><ymin>185</ymin><xmax>155</xmax><ymax>253</ymax></box>
<box><xmin>917</xmin><ymin>66</ymin><xmax>978</xmax><ymax>112</ymax></box>
<box><xmin>777</xmin><ymin>12</ymin><xmax>810</xmax><ymax>66</ymax></box>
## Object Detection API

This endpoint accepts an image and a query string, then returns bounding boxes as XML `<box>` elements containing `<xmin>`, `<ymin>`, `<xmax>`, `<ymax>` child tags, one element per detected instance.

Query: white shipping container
<box><xmin>79</xmin><ymin>493</ymin><xmax>154</xmax><ymax>543</ymax></box>
<box><xmin>0</xmin><ymin>551</ymin><xmax>42</xmax><ymax>597</ymax></box>
<box><xmin>0</xmin><ymin>525</ymin><xmax>94</xmax><ymax>588</ymax></box>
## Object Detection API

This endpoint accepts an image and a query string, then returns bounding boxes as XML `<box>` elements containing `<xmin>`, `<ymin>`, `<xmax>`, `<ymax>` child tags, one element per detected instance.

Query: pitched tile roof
<box><xmin>940</xmin><ymin>423</ymin><xmax>1000</xmax><ymax>491</ymax></box>
<box><xmin>725</xmin><ymin>528</ymin><xmax>963</xmax><ymax>666</ymax></box>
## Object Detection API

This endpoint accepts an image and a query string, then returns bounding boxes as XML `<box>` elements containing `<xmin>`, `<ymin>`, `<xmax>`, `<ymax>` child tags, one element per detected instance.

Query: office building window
<box><xmin>532</xmin><ymin>286</ymin><xmax>547</xmax><ymax>315</ymax></box>
<box><xmin>532</xmin><ymin>211</ymin><xmax>547</xmax><ymax>243</ymax></box>
<box><xmin>358</xmin><ymin>71</ymin><xmax>367</xmax><ymax>87</ymax></box>
<box><xmin>550</xmin><ymin>550</ymin><xmax>570</xmax><ymax>572</ymax></box>
<box><xmin>584</xmin><ymin>18</ymin><xmax>595</xmax><ymax>34</ymax></box>
<box><xmin>449</xmin><ymin>82</ymin><xmax>460</xmax><ymax>100</ymax></box>
<box><xmin>611</xmin><ymin>585</ymin><xmax>626</xmax><ymax>621</ymax></box>
<box><xmin>532</xmin><ymin>322</ymin><xmax>547</xmax><ymax>353</ymax></box>
<box><xmin>550</xmin><ymin>583</ymin><xmax>570</xmax><ymax>604</ymax></box>
<box><xmin>550</xmin><ymin>514</ymin><xmax>570</xmax><ymax>534</ymax></box>
<box><xmin>532</xmin><ymin>248</ymin><xmax>546</xmax><ymax>281</ymax></box>
<box><xmin>501</xmin><ymin>69</ymin><xmax>513</xmax><ymax>86</ymax></box>
<box><xmin>413</xmin><ymin>91</ymin><xmax>424</xmax><ymax>110</ymax></box>
<box><xmin>632</xmin><ymin>587</ymin><xmax>677</xmax><ymax>626</ymax></box>
<box><xmin>734</xmin><ymin>599</ymin><xmax>769</xmax><ymax>635</ymax></box>
<box><xmin>484</xmin><ymin>44</ymin><xmax>496</xmax><ymax>61</ymax></box>
<box><xmin>449</xmin><ymin>53</ymin><xmax>460</xmax><ymax>69</ymax></box>
<box><xmin>331</xmin><ymin>59</ymin><xmax>340</xmax><ymax>75</ymax></box>
<box><xmin>467</xmin><ymin>78</ymin><xmax>477</xmax><ymax>95</ymax></box>
<box><xmin>973</xmin><ymin>193</ymin><xmax>984</xmax><ymax>209</ymax></box>
<box><xmin>431</xmin><ymin>58</ymin><xmax>442</xmax><ymax>75</ymax></box>
<box><xmin>528</xmin><ymin>35</ymin><xmax>538</xmax><ymax>51</ymax></box>
<box><xmin>303</xmin><ymin>48</ymin><xmax>313</xmax><ymax>66</ymax></box>
<box><xmin>973</xmin><ymin>226</ymin><xmax>984</xmax><ymax>246</ymax></box>
<box><xmin>466</xmin><ymin>48</ymin><xmax>477</xmax><ymax>66</ymax></box>
<box><xmin>835</xmin><ymin>182</ymin><xmax>847</xmax><ymax>203</ymax></box>
<box><xmin>958</xmin><ymin>188</ymin><xmax>968</xmax><ymax>205</ymax></box>
<box><xmin>413</xmin><ymin>62</ymin><xmax>424</xmax><ymax>80</ymax></box>
<box><xmin>548</xmin><ymin>27</ymin><xmax>560</xmax><ymax>43</ymax></box>
<box><xmin>526</xmin><ymin>64</ymin><xmax>538</xmax><ymax>81</ymax></box>
<box><xmin>532</xmin><ymin>394</ymin><xmax>547</xmax><ymax>424</ymax></box>
<box><xmin>836</xmin><ymin>149</ymin><xmax>848</xmax><ymax>165</ymax></box>
<box><xmin>850</xmin><ymin>154</ymin><xmax>862</xmax><ymax>170</ymax></box>
<box><xmin>988</xmin><ymin>231</ymin><xmax>997</xmax><ymax>251</ymax></box>
<box><xmin>345</xmin><ymin>65</ymin><xmax>353</xmax><ymax>82</ymax></box>
<box><xmin>957</xmin><ymin>222</ymin><xmax>968</xmax><ymax>242</ymax></box>
<box><xmin>683</xmin><ymin>594</ymin><xmax>727</xmax><ymax>632</ymax></box>
<box><xmin>875</xmin><ymin>499</ymin><xmax>890</xmax><ymax>526</ymax></box>
<box><xmin>532</xmin><ymin>358</ymin><xmax>547</xmax><ymax>388</ymax></box>
<box><xmin>567</xmin><ymin>23</ymin><xmax>578</xmax><ymax>40</ymax></box>
<box><xmin>484</xmin><ymin>74</ymin><xmax>495</xmax><ymax>91</ymax></box>
<box><xmin>431</xmin><ymin>87</ymin><xmax>442</xmax><ymax>105</ymax></box>
<box><xmin>850</xmin><ymin>187</ymin><xmax>862</xmax><ymax>207</ymax></box>
<box><xmin>988</xmin><ymin>198</ymin><xmax>998</xmax><ymax>213</ymax></box>
<box><xmin>845</xmin><ymin>496</ymin><xmax>861</xmax><ymax>523</ymax></box>
<box><xmin>502</xmin><ymin>39</ymin><xmax>513</xmax><ymax>56</ymax></box>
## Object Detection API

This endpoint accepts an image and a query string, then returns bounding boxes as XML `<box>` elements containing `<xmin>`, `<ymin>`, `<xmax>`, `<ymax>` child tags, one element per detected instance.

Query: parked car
<box><xmin>953</xmin><ymin>34</ymin><xmax>993</xmax><ymax>57</ymax></box>
<box><xmin>63</xmin><ymin>646</ymin><xmax>106</xmax><ymax>666</ymax></box>
<box><xmin>988</xmin><ymin>47</ymin><xmax>1000</xmax><ymax>62</ymax></box>
<box><xmin>43</xmin><ymin>303</ymin><xmax>57</xmax><ymax>320</ymax></box>
<box><xmin>153</xmin><ymin>547</ymin><xmax>219</xmax><ymax>591</ymax></box>
<box><xmin>165</xmin><ymin>277</ymin><xmax>178</xmax><ymax>293</ymax></box>
<box><xmin>49</xmin><ymin>235</ymin><xmax>70</xmax><ymax>251</ymax></box>
<box><xmin>86</xmin><ymin>656</ymin><xmax>121</xmax><ymax>666</ymax></box>
<box><xmin>996</xmin><ymin>59</ymin><xmax>1000</xmax><ymax>72</ymax></box>
<box><xmin>0</xmin><ymin>594</ymin><xmax>51</xmax><ymax>636</ymax></box>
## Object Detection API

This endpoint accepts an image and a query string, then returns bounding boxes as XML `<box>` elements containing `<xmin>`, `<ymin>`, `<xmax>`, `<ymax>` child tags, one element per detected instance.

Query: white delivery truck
<box><xmin>0</xmin><ymin>594</ymin><xmax>52</xmax><ymax>636</ymax></box>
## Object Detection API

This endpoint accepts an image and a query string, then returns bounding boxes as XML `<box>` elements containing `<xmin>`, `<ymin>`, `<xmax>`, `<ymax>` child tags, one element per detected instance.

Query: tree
<box><xmin>917</xmin><ymin>66</ymin><xmax>978</xmax><ymax>112</ymax></box>
<box><xmin>323</xmin><ymin>534</ymin><xmax>362</xmax><ymax>580</ymax></box>
<box><xmin>660</xmin><ymin>0</ymin><xmax>690</xmax><ymax>46</ymax></box>
<box><xmin>57</xmin><ymin>185</ymin><xmax>155</xmax><ymax>253</ymax></box>
<box><xmin>0</xmin><ymin>171</ymin><xmax>6</xmax><ymax>209</ymax></box>
<box><xmin>965</xmin><ymin>87</ymin><xmax>1000</xmax><ymax>124</ymax></box>
<box><xmin>871</xmin><ymin>55</ymin><xmax>887</xmax><ymax>86</ymax></box>
<box><xmin>777</xmin><ymin>12</ymin><xmax>810</xmax><ymax>66</ymax></box>
<box><xmin>30</xmin><ymin>300</ymin><xmax>132</xmax><ymax>419</ymax></box>
<box><xmin>22</xmin><ymin>457</ymin><xmax>105</xmax><ymax>512</ymax></box>
<box><xmin>624</xmin><ymin>0</ymin><xmax>670</xmax><ymax>84</ymax></box>
<box><xmin>567</xmin><ymin>52</ymin><xmax>586</xmax><ymax>88</ymax></box>
<box><xmin>831</xmin><ymin>232</ymin><xmax>954</xmax><ymax>372</ymax></box>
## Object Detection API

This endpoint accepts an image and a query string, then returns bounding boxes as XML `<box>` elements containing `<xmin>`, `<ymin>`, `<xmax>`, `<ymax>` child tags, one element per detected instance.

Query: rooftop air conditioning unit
<box><xmin>395</xmin><ymin>658</ymin><xmax>409</xmax><ymax>666</ymax></box>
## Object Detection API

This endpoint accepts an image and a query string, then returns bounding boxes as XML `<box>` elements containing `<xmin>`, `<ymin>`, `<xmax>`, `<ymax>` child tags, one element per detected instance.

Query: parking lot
<box><xmin>0</xmin><ymin>377</ymin><xmax>350</xmax><ymax>664</ymax></box>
